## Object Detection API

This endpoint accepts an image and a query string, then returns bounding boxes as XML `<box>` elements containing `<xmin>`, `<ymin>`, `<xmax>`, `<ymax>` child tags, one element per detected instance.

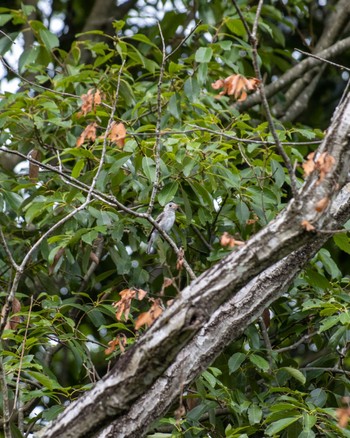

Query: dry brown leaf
<box><xmin>28</xmin><ymin>149</ymin><xmax>41</xmax><ymax>181</ymax></box>
<box><xmin>212</xmin><ymin>74</ymin><xmax>260</xmax><ymax>101</ymax></box>
<box><xmin>302</xmin><ymin>151</ymin><xmax>335</xmax><ymax>184</ymax></box>
<box><xmin>135</xmin><ymin>298</ymin><xmax>163</xmax><ymax>330</ymax></box>
<box><xmin>176</xmin><ymin>247</ymin><xmax>185</xmax><ymax>271</ymax></box>
<box><xmin>108</xmin><ymin>122</ymin><xmax>126</xmax><ymax>148</ymax></box>
<box><xmin>104</xmin><ymin>334</ymin><xmax>127</xmax><ymax>355</ymax></box>
<box><xmin>336</xmin><ymin>407</ymin><xmax>350</xmax><ymax>428</ymax></box>
<box><xmin>220</xmin><ymin>232</ymin><xmax>245</xmax><ymax>248</ymax></box>
<box><xmin>302</xmin><ymin>152</ymin><xmax>316</xmax><ymax>177</ymax></box>
<box><xmin>78</xmin><ymin>88</ymin><xmax>103</xmax><ymax>117</ymax></box>
<box><xmin>76</xmin><ymin>122</ymin><xmax>97</xmax><ymax>147</ymax></box>
<box><xmin>318</xmin><ymin>152</ymin><xmax>335</xmax><ymax>183</ymax></box>
<box><xmin>301</xmin><ymin>220</ymin><xmax>316</xmax><ymax>232</ymax></box>
<box><xmin>113</xmin><ymin>288</ymin><xmax>136</xmax><ymax>321</ymax></box>
<box><xmin>315</xmin><ymin>197</ymin><xmax>330</xmax><ymax>212</ymax></box>
<box><xmin>113</xmin><ymin>288</ymin><xmax>147</xmax><ymax>321</ymax></box>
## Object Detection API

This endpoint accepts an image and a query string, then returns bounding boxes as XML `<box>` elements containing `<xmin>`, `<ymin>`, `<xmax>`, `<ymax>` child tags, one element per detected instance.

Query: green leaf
<box><xmin>319</xmin><ymin>315</ymin><xmax>340</xmax><ymax>332</ymax></box>
<box><xmin>236</xmin><ymin>200</ymin><xmax>250</xmax><ymax>227</ymax></box>
<box><xmin>71</xmin><ymin>159</ymin><xmax>85</xmax><ymax>178</ymax></box>
<box><xmin>18</xmin><ymin>46</ymin><xmax>39</xmax><ymax>73</ymax></box>
<box><xmin>248</xmin><ymin>404</ymin><xmax>262</xmax><ymax>425</ymax></box>
<box><xmin>228</xmin><ymin>352</ymin><xmax>246</xmax><ymax>374</ymax></box>
<box><xmin>27</xmin><ymin>371</ymin><xmax>63</xmax><ymax>390</ymax></box>
<box><xmin>281</xmin><ymin>367</ymin><xmax>306</xmax><ymax>385</ymax></box>
<box><xmin>142</xmin><ymin>156</ymin><xmax>156</xmax><ymax>182</ymax></box>
<box><xmin>333</xmin><ymin>233</ymin><xmax>350</xmax><ymax>254</ymax></box>
<box><xmin>195</xmin><ymin>47</ymin><xmax>213</xmax><ymax>63</ymax></box>
<box><xmin>249</xmin><ymin>354</ymin><xmax>270</xmax><ymax>372</ymax></box>
<box><xmin>266</xmin><ymin>416</ymin><xmax>301</xmax><ymax>436</ymax></box>
<box><xmin>158</xmin><ymin>182</ymin><xmax>178</xmax><ymax>206</ymax></box>
<box><xmin>226</xmin><ymin>18</ymin><xmax>247</xmax><ymax>37</ymax></box>
<box><xmin>39</xmin><ymin>28</ymin><xmax>59</xmax><ymax>51</ymax></box>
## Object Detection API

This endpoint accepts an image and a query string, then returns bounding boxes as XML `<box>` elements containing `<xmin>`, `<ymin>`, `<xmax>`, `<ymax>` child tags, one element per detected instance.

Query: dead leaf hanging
<box><xmin>211</xmin><ymin>74</ymin><xmax>260</xmax><ymax>101</ymax></box>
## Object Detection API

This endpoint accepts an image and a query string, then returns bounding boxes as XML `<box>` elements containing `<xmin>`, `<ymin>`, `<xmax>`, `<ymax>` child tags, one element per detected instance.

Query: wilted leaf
<box><xmin>105</xmin><ymin>334</ymin><xmax>127</xmax><ymax>355</ymax></box>
<box><xmin>76</xmin><ymin>122</ymin><xmax>97</xmax><ymax>147</ymax></box>
<box><xmin>337</xmin><ymin>407</ymin><xmax>350</xmax><ymax>428</ymax></box>
<box><xmin>301</xmin><ymin>220</ymin><xmax>316</xmax><ymax>232</ymax></box>
<box><xmin>1</xmin><ymin>297</ymin><xmax>21</xmax><ymax>331</ymax></box>
<box><xmin>302</xmin><ymin>151</ymin><xmax>335</xmax><ymax>184</ymax></box>
<box><xmin>135</xmin><ymin>298</ymin><xmax>163</xmax><ymax>330</ymax></box>
<box><xmin>176</xmin><ymin>247</ymin><xmax>185</xmax><ymax>271</ymax></box>
<box><xmin>112</xmin><ymin>288</ymin><xmax>147</xmax><ymax>321</ymax></box>
<box><xmin>220</xmin><ymin>232</ymin><xmax>245</xmax><ymax>248</ymax></box>
<box><xmin>108</xmin><ymin>122</ymin><xmax>126</xmax><ymax>148</ymax></box>
<box><xmin>78</xmin><ymin>88</ymin><xmax>103</xmax><ymax>116</ymax></box>
<box><xmin>28</xmin><ymin>149</ymin><xmax>41</xmax><ymax>180</ymax></box>
<box><xmin>211</xmin><ymin>74</ymin><xmax>260</xmax><ymax>101</ymax></box>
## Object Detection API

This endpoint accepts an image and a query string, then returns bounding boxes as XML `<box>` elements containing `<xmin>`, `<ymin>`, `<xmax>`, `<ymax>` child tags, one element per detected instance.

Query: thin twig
<box><xmin>148</xmin><ymin>22</ymin><xmax>166</xmax><ymax>214</ymax></box>
<box><xmin>165</xmin><ymin>20</ymin><xmax>202</xmax><ymax>61</ymax></box>
<box><xmin>258</xmin><ymin>317</ymin><xmax>274</xmax><ymax>370</ymax></box>
<box><xmin>274</xmin><ymin>331</ymin><xmax>317</xmax><ymax>353</ymax></box>
<box><xmin>295</xmin><ymin>48</ymin><xmax>350</xmax><ymax>72</ymax></box>
<box><xmin>300</xmin><ymin>367</ymin><xmax>350</xmax><ymax>377</ymax></box>
<box><xmin>0</xmin><ymin>228</ymin><xmax>20</xmax><ymax>271</ymax></box>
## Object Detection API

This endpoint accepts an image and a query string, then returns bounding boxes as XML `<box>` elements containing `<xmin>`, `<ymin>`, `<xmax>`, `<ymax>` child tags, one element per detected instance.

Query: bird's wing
<box><xmin>147</xmin><ymin>210</ymin><xmax>165</xmax><ymax>241</ymax></box>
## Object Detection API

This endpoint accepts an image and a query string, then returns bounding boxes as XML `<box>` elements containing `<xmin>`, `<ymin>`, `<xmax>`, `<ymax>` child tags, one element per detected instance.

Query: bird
<box><xmin>147</xmin><ymin>202</ymin><xmax>179</xmax><ymax>254</ymax></box>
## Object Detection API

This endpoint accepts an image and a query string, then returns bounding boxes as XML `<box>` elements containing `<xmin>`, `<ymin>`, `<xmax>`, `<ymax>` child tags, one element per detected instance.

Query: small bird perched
<box><xmin>147</xmin><ymin>202</ymin><xmax>179</xmax><ymax>254</ymax></box>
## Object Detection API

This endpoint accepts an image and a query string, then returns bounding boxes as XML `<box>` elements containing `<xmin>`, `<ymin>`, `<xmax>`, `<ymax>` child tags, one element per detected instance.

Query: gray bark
<box><xmin>37</xmin><ymin>92</ymin><xmax>350</xmax><ymax>437</ymax></box>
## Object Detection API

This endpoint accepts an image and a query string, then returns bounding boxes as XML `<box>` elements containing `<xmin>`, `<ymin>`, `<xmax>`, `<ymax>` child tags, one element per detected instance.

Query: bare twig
<box><xmin>258</xmin><ymin>317</ymin><xmax>273</xmax><ymax>370</ymax></box>
<box><xmin>165</xmin><ymin>21</ymin><xmax>202</xmax><ymax>61</ymax></box>
<box><xmin>0</xmin><ymin>228</ymin><xmax>20</xmax><ymax>271</ymax></box>
<box><xmin>300</xmin><ymin>367</ymin><xmax>350</xmax><ymax>377</ymax></box>
<box><xmin>274</xmin><ymin>331</ymin><xmax>317</xmax><ymax>353</ymax></box>
<box><xmin>294</xmin><ymin>48</ymin><xmax>350</xmax><ymax>73</ymax></box>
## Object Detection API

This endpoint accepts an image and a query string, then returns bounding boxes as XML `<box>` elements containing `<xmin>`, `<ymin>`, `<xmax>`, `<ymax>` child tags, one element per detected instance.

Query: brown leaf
<box><xmin>108</xmin><ymin>122</ymin><xmax>126</xmax><ymax>148</ymax></box>
<box><xmin>176</xmin><ymin>247</ymin><xmax>185</xmax><ymax>271</ymax></box>
<box><xmin>302</xmin><ymin>151</ymin><xmax>335</xmax><ymax>184</ymax></box>
<box><xmin>336</xmin><ymin>407</ymin><xmax>350</xmax><ymax>428</ymax></box>
<box><xmin>135</xmin><ymin>298</ymin><xmax>163</xmax><ymax>330</ymax></box>
<box><xmin>315</xmin><ymin>197</ymin><xmax>330</xmax><ymax>212</ymax></box>
<box><xmin>301</xmin><ymin>220</ymin><xmax>316</xmax><ymax>232</ymax></box>
<box><xmin>211</xmin><ymin>74</ymin><xmax>260</xmax><ymax>101</ymax></box>
<box><xmin>104</xmin><ymin>334</ymin><xmax>127</xmax><ymax>355</ymax></box>
<box><xmin>112</xmin><ymin>288</ymin><xmax>147</xmax><ymax>321</ymax></box>
<box><xmin>78</xmin><ymin>88</ymin><xmax>103</xmax><ymax>116</ymax></box>
<box><xmin>113</xmin><ymin>288</ymin><xmax>136</xmax><ymax>321</ymax></box>
<box><xmin>76</xmin><ymin>122</ymin><xmax>97</xmax><ymax>147</ymax></box>
<box><xmin>28</xmin><ymin>149</ymin><xmax>41</xmax><ymax>180</ymax></box>
<box><xmin>317</xmin><ymin>152</ymin><xmax>335</xmax><ymax>184</ymax></box>
<box><xmin>302</xmin><ymin>152</ymin><xmax>316</xmax><ymax>177</ymax></box>
<box><xmin>220</xmin><ymin>232</ymin><xmax>245</xmax><ymax>248</ymax></box>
